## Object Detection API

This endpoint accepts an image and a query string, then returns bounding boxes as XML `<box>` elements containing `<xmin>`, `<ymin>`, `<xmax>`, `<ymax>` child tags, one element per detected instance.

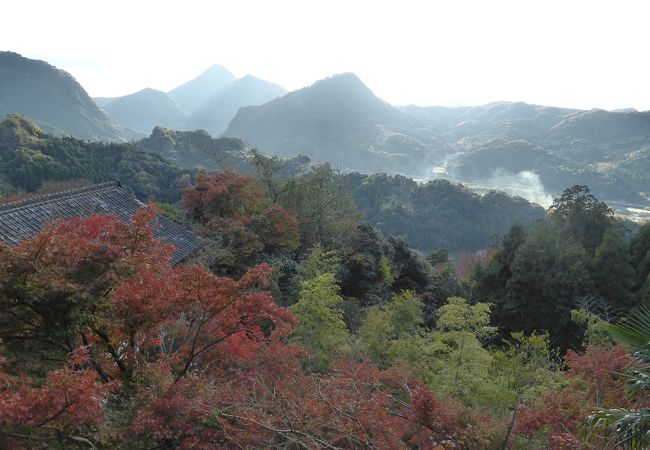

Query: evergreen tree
<box><xmin>548</xmin><ymin>185</ymin><xmax>613</xmax><ymax>255</ymax></box>
<box><xmin>593</xmin><ymin>225</ymin><xmax>636</xmax><ymax>310</ymax></box>
<box><xmin>630</xmin><ymin>222</ymin><xmax>650</xmax><ymax>289</ymax></box>
<box><xmin>497</xmin><ymin>222</ymin><xmax>593</xmax><ymax>349</ymax></box>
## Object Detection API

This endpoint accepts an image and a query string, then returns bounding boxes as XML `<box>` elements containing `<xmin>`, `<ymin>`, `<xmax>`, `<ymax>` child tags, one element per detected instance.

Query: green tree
<box><xmin>379</xmin><ymin>255</ymin><xmax>395</xmax><ymax>287</ymax></box>
<box><xmin>294</xmin><ymin>243</ymin><xmax>341</xmax><ymax>284</ymax></box>
<box><xmin>548</xmin><ymin>185</ymin><xmax>613</xmax><ymax>255</ymax></box>
<box><xmin>273</xmin><ymin>164</ymin><xmax>359</xmax><ymax>252</ymax></box>
<box><xmin>358</xmin><ymin>291</ymin><xmax>424</xmax><ymax>367</ymax></box>
<box><xmin>496</xmin><ymin>222</ymin><xmax>593</xmax><ymax>350</ymax></box>
<box><xmin>287</xmin><ymin>243</ymin><xmax>341</xmax><ymax>305</ymax></box>
<box><xmin>473</xmin><ymin>223</ymin><xmax>528</xmax><ymax>304</ymax></box>
<box><xmin>429</xmin><ymin>297</ymin><xmax>496</xmax><ymax>405</ymax></box>
<box><xmin>630</xmin><ymin>222</ymin><xmax>650</xmax><ymax>290</ymax></box>
<box><xmin>290</xmin><ymin>274</ymin><xmax>350</xmax><ymax>373</ymax></box>
<box><xmin>593</xmin><ymin>225</ymin><xmax>636</xmax><ymax>310</ymax></box>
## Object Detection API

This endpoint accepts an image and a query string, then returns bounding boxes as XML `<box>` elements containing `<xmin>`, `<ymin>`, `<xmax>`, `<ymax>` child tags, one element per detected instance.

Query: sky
<box><xmin>2</xmin><ymin>0</ymin><xmax>649</xmax><ymax>110</ymax></box>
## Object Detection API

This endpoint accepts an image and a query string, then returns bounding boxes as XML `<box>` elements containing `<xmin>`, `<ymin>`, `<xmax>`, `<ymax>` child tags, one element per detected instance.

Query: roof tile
<box><xmin>0</xmin><ymin>180</ymin><xmax>201</xmax><ymax>265</ymax></box>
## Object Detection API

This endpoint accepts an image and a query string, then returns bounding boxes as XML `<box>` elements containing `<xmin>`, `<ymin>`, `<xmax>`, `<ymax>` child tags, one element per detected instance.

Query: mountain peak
<box><xmin>168</xmin><ymin>65</ymin><xmax>236</xmax><ymax>114</ymax></box>
<box><xmin>201</xmin><ymin>64</ymin><xmax>233</xmax><ymax>77</ymax></box>
<box><xmin>305</xmin><ymin>73</ymin><xmax>377</xmax><ymax>102</ymax></box>
<box><xmin>186</xmin><ymin>75</ymin><xmax>287</xmax><ymax>136</ymax></box>
<box><xmin>225</xmin><ymin>72</ymin><xmax>427</xmax><ymax>174</ymax></box>
<box><xmin>316</xmin><ymin>72</ymin><xmax>366</xmax><ymax>88</ymax></box>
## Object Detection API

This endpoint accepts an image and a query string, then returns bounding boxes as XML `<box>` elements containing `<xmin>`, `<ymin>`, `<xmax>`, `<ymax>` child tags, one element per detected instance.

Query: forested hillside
<box><xmin>0</xmin><ymin>115</ymin><xmax>191</xmax><ymax>202</ymax></box>
<box><xmin>344</xmin><ymin>173</ymin><xmax>546</xmax><ymax>252</ymax></box>
<box><xmin>136</xmin><ymin>126</ymin><xmax>254</xmax><ymax>172</ymax></box>
<box><xmin>223</xmin><ymin>79</ymin><xmax>650</xmax><ymax>204</ymax></box>
<box><xmin>0</xmin><ymin>52</ymin><xmax>135</xmax><ymax>141</ymax></box>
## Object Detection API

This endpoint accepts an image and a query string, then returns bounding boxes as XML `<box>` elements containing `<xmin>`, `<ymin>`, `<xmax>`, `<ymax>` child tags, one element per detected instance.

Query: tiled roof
<box><xmin>0</xmin><ymin>180</ymin><xmax>201</xmax><ymax>265</ymax></box>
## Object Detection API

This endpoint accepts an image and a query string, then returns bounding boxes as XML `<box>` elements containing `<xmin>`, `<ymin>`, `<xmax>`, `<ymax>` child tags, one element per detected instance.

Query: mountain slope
<box><xmin>187</xmin><ymin>75</ymin><xmax>287</xmax><ymax>135</ymax></box>
<box><xmin>102</xmin><ymin>88</ymin><xmax>187</xmax><ymax>134</ymax></box>
<box><xmin>0</xmin><ymin>115</ymin><xmax>191</xmax><ymax>202</ymax></box>
<box><xmin>168</xmin><ymin>65</ymin><xmax>235</xmax><ymax>114</ymax></box>
<box><xmin>225</xmin><ymin>73</ymin><xmax>441</xmax><ymax>175</ymax></box>
<box><xmin>93</xmin><ymin>97</ymin><xmax>116</xmax><ymax>107</ymax></box>
<box><xmin>0</xmin><ymin>52</ymin><xmax>134</xmax><ymax>141</ymax></box>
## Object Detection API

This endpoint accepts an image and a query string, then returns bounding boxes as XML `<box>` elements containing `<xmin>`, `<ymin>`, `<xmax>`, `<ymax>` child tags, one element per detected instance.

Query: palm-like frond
<box><xmin>607</xmin><ymin>306</ymin><xmax>650</xmax><ymax>364</ymax></box>
<box><xmin>587</xmin><ymin>307</ymin><xmax>650</xmax><ymax>448</ymax></box>
<box><xmin>588</xmin><ymin>408</ymin><xmax>650</xmax><ymax>450</ymax></box>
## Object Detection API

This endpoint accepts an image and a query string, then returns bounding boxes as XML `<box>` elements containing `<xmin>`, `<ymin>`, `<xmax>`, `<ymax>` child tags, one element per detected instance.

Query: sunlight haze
<box><xmin>2</xmin><ymin>0</ymin><xmax>650</xmax><ymax>110</ymax></box>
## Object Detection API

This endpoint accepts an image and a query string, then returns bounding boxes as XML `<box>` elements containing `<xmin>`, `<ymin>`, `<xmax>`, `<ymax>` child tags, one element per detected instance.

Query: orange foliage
<box><xmin>183</xmin><ymin>171</ymin><xmax>299</xmax><ymax>261</ymax></box>
<box><xmin>0</xmin><ymin>209</ymin><xmax>296</xmax><ymax>447</ymax></box>
<box><xmin>513</xmin><ymin>344</ymin><xmax>632</xmax><ymax>448</ymax></box>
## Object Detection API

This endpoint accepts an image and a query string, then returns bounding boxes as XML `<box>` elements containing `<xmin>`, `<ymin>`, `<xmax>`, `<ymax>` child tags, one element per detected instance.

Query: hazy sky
<box><xmin>2</xmin><ymin>0</ymin><xmax>649</xmax><ymax>110</ymax></box>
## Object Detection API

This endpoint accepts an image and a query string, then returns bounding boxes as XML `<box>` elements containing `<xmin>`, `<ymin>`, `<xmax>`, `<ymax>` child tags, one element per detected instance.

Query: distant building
<box><xmin>0</xmin><ymin>180</ymin><xmax>201</xmax><ymax>265</ymax></box>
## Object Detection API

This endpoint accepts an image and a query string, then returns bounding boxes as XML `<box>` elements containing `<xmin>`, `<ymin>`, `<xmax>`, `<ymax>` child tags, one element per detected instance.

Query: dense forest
<box><xmin>344</xmin><ymin>173</ymin><xmax>546</xmax><ymax>252</ymax></box>
<box><xmin>1</xmin><ymin>127</ymin><xmax>650</xmax><ymax>447</ymax></box>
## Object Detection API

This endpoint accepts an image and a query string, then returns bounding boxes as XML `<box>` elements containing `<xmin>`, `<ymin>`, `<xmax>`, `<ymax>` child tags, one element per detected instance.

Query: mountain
<box><xmin>168</xmin><ymin>65</ymin><xmax>235</xmax><ymax>114</ymax></box>
<box><xmin>186</xmin><ymin>75</ymin><xmax>287</xmax><ymax>135</ymax></box>
<box><xmin>225</xmin><ymin>73</ymin><xmax>443</xmax><ymax>175</ymax></box>
<box><xmin>401</xmin><ymin>102</ymin><xmax>650</xmax><ymax>204</ymax></box>
<box><xmin>0</xmin><ymin>115</ymin><xmax>190</xmax><ymax>202</ymax></box>
<box><xmin>0</xmin><ymin>52</ymin><xmax>134</xmax><ymax>141</ymax></box>
<box><xmin>101</xmin><ymin>88</ymin><xmax>187</xmax><ymax>134</ymax></box>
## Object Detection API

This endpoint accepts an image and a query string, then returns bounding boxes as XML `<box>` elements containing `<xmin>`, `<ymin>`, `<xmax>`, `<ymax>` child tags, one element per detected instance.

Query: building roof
<box><xmin>0</xmin><ymin>180</ymin><xmax>201</xmax><ymax>265</ymax></box>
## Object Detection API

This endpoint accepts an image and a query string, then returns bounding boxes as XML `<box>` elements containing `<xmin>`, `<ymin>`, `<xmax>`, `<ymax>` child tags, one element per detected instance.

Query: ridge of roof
<box><xmin>0</xmin><ymin>180</ymin><xmax>123</xmax><ymax>213</ymax></box>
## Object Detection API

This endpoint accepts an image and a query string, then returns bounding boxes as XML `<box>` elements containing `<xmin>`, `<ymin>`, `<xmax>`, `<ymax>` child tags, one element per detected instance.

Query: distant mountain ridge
<box><xmin>94</xmin><ymin>69</ymin><xmax>285</xmax><ymax>138</ymax></box>
<box><xmin>187</xmin><ymin>75</ymin><xmax>287</xmax><ymax>135</ymax></box>
<box><xmin>101</xmin><ymin>88</ymin><xmax>187</xmax><ymax>134</ymax></box>
<box><xmin>168</xmin><ymin>65</ymin><xmax>235</xmax><ymax>114</ymax></box>
<box><xmin>399</xmin><ymin>101</ymin><xmax>650</xmax><ymax>203</ymax></box>
<box><xmin>0</xmin><ymin>52</ymin><xmax>135</xmax><ymax>141</ymax></box>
